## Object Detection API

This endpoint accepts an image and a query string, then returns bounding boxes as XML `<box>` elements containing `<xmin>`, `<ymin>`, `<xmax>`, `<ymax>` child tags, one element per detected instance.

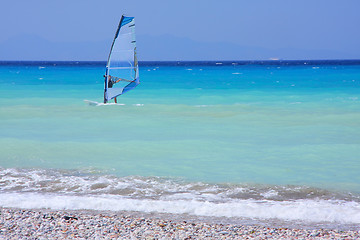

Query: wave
<box><xmin>1</xmin><ymin>192</ymin><xmax>360</xmax><ymax>225</ymax></box>
<box><xmin>1</xmin><ymin>168</ymin><xmax>360</xmax><ymax>226</ymax></box>
<box><xmin>1</xmin><ymin>168</ymin><xmax>358</xmax><ymax>201</ymax></box>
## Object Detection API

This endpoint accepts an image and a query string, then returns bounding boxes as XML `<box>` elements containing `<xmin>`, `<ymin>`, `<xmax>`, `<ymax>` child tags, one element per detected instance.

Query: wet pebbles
<box><xmin>1</xmin><ymin>208</ymin><xmax>359</xmax><ymax>239</ymax></box>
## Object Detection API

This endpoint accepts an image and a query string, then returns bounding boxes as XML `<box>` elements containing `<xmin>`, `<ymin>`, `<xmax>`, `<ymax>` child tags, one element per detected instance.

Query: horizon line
<box><xmin>1</xmin><ymin>59</ymin><xmax>360</xmax><ymax>63</ymax></box>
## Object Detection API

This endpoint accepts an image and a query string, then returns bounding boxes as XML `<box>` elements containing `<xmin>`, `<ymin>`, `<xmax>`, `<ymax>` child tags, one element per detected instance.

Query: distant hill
<box><xmin>0</xmin><ymin>34</ymin><xmax>357</xmax><ymax>61</ymax></box>
<box><xmin>0</xmin><ymin>34</ymin><xmax>109</xmax><ymax>61</ymax></box>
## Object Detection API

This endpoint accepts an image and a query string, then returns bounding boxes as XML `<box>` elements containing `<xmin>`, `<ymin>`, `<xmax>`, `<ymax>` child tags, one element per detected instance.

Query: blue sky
<box><xmin>1</xmin><ymin>0</ymin><xmax>359</xmax><ymax>60</ymax></box>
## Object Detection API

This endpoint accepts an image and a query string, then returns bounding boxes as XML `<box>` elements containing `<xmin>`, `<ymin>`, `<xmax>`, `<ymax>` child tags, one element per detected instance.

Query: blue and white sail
<box><xmin>104</xmin><ymin>15</ymin><xmax>139</xmax><ymax>103</ymax></box>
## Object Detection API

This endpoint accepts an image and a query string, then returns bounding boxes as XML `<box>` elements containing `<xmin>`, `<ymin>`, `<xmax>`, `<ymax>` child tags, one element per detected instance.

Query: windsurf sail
<box><xmin>104</xmin><ymin>15</ymin><xmax>139</xmax><ymax>103</ymax></box>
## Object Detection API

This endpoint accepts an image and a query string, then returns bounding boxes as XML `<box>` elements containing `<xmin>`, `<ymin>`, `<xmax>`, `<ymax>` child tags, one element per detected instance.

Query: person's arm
<box><xmin>112</xmin><ymin>76</ymin><xmax>132</xmax><ymax>83</ymax></box>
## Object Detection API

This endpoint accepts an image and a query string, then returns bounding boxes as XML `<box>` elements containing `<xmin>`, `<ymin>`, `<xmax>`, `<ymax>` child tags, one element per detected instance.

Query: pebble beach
<box><xmin>1</xmin><ymin>208</ymin><xmax>359</xmax><ymax>239</ymax></box>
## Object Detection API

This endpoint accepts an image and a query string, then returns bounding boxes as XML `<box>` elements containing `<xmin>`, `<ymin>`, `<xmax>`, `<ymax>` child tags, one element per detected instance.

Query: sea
<box><xmin>0</xmin><ymin>60</ymin><xmax>360</xmax><ymax>229</ymax></box>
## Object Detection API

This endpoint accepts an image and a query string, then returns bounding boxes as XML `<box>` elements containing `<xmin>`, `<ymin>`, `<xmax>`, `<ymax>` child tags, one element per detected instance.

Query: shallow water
<box><xmin>0</xmin><ymin>61</ymin><xmax>360</xmax><ymax>227</ymax></box>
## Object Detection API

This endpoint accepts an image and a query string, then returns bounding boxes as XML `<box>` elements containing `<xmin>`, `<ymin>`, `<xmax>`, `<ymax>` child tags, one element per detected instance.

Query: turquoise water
<box><xmin>1</xmin><ymin>61</ymin><xmax>360</xmax><ymax>227</ymax></box>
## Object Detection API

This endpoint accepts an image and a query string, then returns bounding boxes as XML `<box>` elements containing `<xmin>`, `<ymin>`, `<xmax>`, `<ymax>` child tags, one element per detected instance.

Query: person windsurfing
<box><xmin>106</xmin><ymin>75</ymin><xmax>130</xmax><ymax>103</ymax></box>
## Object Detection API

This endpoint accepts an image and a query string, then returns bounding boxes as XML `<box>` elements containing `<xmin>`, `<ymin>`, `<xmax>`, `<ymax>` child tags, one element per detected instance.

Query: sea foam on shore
<box><xmin>1</xmin><ymin>168</ymin><xmax>360</xmax><ymax>230</ymax></box>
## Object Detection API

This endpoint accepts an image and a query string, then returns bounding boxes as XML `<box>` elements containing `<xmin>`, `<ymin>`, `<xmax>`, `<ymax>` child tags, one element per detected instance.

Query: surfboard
<box><xmin>84</xmin><ymin>100</ymin><xmax>125</xmax><ymax>106</ymax></box>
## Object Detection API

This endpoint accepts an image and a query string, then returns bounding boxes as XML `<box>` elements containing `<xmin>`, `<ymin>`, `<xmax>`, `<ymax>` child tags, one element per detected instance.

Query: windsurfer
<box><xmin>106</xmin><ymin>75</ymin><xmax>121</xmax><ymax>103</ymax></box>
<box><xmin>104</xmin><ymin>74</ymin><xmax>134</xmax><ymax>103</ymax></box>
<box><xmin>102</xmin><ymin>16</ymin><xmax>139</xmax><ymax>105</ymax></box>
<box><xmin>106</xmin><ymin>75</ymin><xmax>120</xmax><ymax>88</ymax></box>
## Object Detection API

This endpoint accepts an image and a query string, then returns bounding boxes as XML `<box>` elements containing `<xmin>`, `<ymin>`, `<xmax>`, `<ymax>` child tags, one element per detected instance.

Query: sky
<box><xmin>1</xmin><ymin>0</ymin><xmax>360</xmax><ymax>61</ymax></box>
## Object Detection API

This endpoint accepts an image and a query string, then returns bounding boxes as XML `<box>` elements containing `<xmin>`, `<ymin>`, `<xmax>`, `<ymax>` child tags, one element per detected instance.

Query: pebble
<box><xmin>1</xmin><ymin>208</ymin><xmax>360</xmax><ymax>239</ymax></box>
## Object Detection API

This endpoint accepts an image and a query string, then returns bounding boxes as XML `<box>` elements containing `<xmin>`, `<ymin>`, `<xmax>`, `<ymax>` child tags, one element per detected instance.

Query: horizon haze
<box><xmin>1</xmin><ymin>0</ymin><xmax>359</xmax><ymax>61</ymax></box>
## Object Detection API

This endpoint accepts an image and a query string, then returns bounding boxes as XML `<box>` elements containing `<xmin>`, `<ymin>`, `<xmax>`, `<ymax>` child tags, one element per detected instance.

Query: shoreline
<box><xmin>1</xmin><ymin>208</ymin><xmax>359</xmax><ymax>239</ymax></box>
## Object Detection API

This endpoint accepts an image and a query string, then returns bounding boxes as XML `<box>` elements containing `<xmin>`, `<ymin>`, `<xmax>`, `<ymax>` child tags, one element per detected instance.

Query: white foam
<box><xmin>1</xmin><ymin>168</ymin><xmax>360</xmax><ymax>224</ymax></box>
<box><xmin>261</xmin><ymin>189</ymin><xmax>278</xmax><ymax>198</ymax></box>
<box><xmin>1</xmin><ymin>192</ymin><xmax>360</xmax><ymax>224</ymax></box>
